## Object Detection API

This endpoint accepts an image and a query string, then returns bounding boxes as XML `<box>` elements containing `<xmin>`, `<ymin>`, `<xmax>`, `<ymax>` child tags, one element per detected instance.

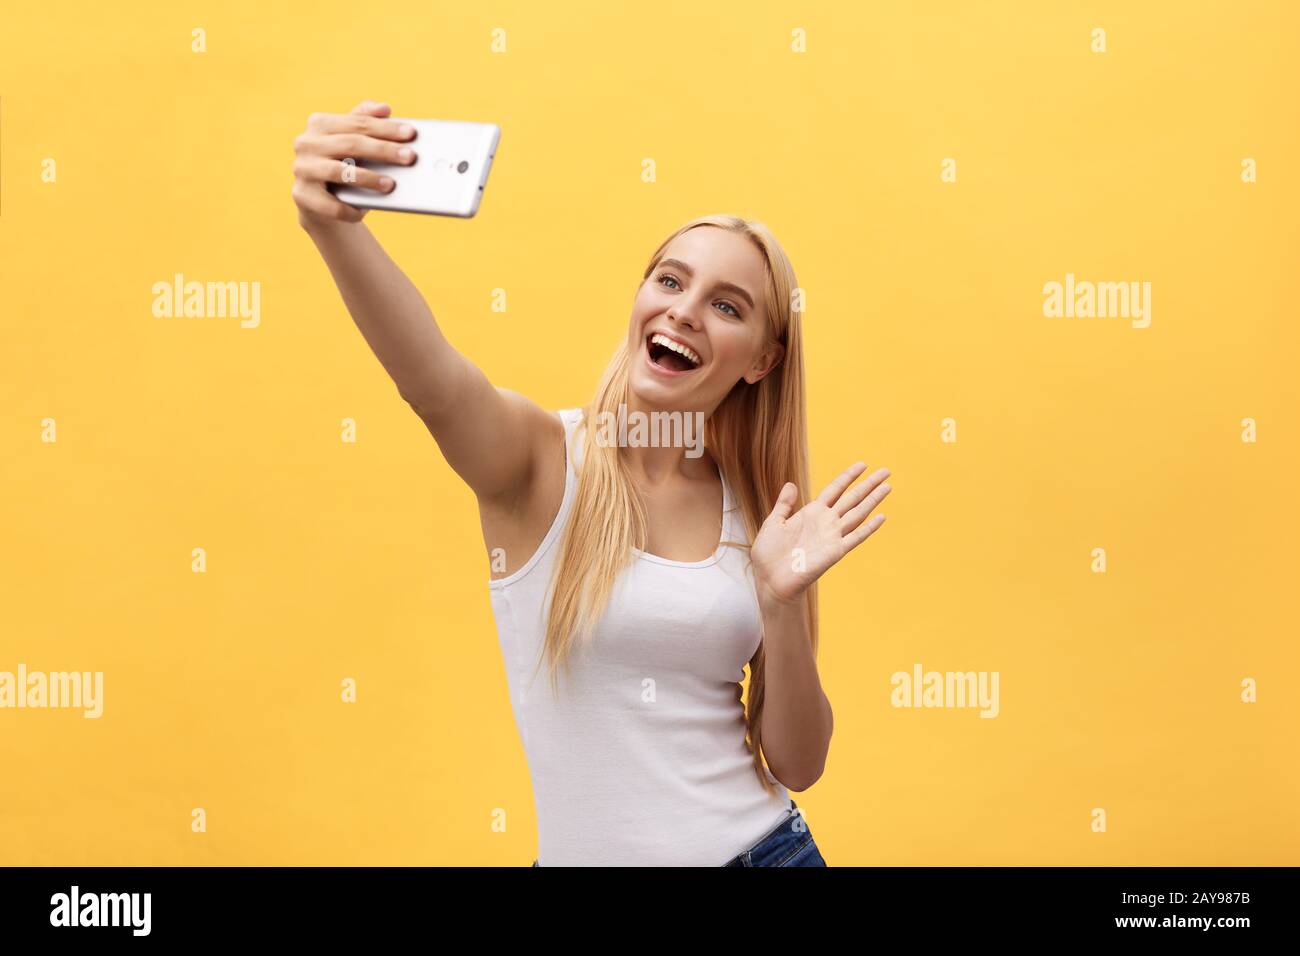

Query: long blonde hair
<box><xmin>535</xmin><ymin>214</ymin><xmax>816</xmax><ymax>794</ymax></box>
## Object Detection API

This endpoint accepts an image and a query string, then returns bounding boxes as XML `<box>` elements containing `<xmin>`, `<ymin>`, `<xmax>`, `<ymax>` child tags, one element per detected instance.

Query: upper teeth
<box><xmin>651</xmin><ymin>333</ymin><xmax>701</xmax><ymax>366</ymax></box>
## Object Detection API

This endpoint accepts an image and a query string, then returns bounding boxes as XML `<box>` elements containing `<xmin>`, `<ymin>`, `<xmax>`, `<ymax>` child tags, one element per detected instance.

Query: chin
<box><xmin>627</xmin><ymin>369</ymin><xmax>676</xmax><ymax>407</ymax></box>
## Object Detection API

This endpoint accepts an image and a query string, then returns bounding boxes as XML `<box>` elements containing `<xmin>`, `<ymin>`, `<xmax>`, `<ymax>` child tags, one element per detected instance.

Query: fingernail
<box><xmin>399</xmin><ymin>124</ymin><xmax>415</xmax><ymax>138</ymax></box>
<box><xmin>379</xmin><ymin>176</ymin><xmax>395</xmax><ymax>190</ymax></box>
<box><xmin>398</xmin><ymin>147</ymin><xmax>414</xmax><ymax>161</ymax></box>
<box><xmin>881</xmin><ymin>483</ymin><xmax>891</xmax><ymax>493</ymax></box>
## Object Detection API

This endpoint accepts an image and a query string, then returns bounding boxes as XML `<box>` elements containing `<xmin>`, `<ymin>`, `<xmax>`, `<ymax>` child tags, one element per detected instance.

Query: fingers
<box><xmin>840</xmin><ymin>479</ymin><xmax>891</xmax><ymax>535</ymax></box>
<box><xmin>350</xmin><ymin>100</ymin><xmax>391</xmax><ymax>116</ymax></box>
<box><xmin>296</xmin><ymin>105</ymin><xmax>417</xmax><ymax>173</ymax></box>
<box><xmin>833</xmin><ymin>466</ymin><xmax>890</xmax><ymax>517</ymax></box>
<box><xmin>815</xmin><ymin>461</ymin><xmax>868</xmax><ymax>509</ymax></box>
<box><xmin>293</xmin><ymin>154</ymin><xmax>396</xmax><ymax>193</ymax></box>
<box><xmin>294</xmin><ymin>130</ymin><xmax>417</xmax><ymax>166</ymax></box>
<box><xmin>308</xmin><ymin>110</ymin><xmax>417</xmax><ymax>143</ymax></box>
<box><xmin>293</xmin><ymin>102</ymin><xmax>407</xmax><ymax>226</ymax></box>
<box><xmin>843</xmin><ymin>513</ymin><xmax>887</xmax><ymax>551</ymax></box>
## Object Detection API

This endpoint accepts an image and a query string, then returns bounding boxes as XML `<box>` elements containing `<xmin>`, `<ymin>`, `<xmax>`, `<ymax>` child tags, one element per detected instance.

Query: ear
<box><xmin>743</xmin><ymin>340</ymin><xmax>785</xmax><ymax>384</ymax></box>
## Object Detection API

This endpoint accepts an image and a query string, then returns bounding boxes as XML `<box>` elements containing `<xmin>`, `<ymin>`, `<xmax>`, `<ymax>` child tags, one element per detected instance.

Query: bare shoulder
<box><xmin>477</xmin><ymin>394</ymin><xmax>570</xmax><ymax>579</ymax></box>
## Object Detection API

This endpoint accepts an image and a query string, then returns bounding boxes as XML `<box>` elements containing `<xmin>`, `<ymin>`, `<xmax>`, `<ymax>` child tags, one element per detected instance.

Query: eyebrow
<box><xmin>656</xmin><ymin>258</ymin><xmax>756</xmax><ymax>310</ymax></box>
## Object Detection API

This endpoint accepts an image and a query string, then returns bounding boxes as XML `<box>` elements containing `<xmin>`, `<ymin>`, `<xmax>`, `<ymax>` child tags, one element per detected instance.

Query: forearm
<box><xmin>756</xmin><ymin>587</ymin><xmax>833</xmax><ymax>791</ymax></box>
<box><xmin>300</xmin><ymin>215</ymin><xmax>467</xmax><ymax>411</ymax></box>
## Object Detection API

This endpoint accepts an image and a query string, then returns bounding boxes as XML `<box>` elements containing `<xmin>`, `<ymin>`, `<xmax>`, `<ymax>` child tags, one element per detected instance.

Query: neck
<box><xmin>617</xmin><ymin>394</ymin><xmax>715</xmax><ymax>486</ymax></box>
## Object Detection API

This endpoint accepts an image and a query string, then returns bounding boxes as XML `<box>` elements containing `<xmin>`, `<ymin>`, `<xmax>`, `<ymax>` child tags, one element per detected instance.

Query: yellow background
<box><xmin>1</xmin><ymin>1</ymin><xmax>1296</xmax><ymax>865</ymax></box>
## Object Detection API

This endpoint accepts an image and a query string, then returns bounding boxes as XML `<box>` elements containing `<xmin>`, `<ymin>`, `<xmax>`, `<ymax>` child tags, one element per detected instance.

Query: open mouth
<box><xmin>645</xmin><ymin>332</ymin><xmax>703</xmax><ymax>373</ymax></box>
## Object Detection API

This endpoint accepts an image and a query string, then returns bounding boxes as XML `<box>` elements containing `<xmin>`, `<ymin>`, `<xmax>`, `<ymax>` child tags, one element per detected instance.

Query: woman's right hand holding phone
<box><xmin>291</xmin><ymin>100</ymin><xmax>418</xmax><ymax>227</ymax></box>
<box><xmin>293</xmin><ymin>98</ymin><xmax>558</xmax><ymax>548</ymax></box>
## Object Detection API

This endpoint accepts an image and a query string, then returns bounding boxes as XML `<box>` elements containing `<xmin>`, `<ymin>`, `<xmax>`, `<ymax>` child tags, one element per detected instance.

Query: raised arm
<box><xmin>292</xmin><ymin>100</ymin><xmax>557</xmax><ymax>506</ymax></box>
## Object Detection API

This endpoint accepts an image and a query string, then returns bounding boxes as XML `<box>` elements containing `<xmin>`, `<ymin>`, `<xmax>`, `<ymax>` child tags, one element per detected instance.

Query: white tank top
<box><xmin>488</xmin><ymin>407</ymin><xmax>792</xmax><ymax>866</ymax></box>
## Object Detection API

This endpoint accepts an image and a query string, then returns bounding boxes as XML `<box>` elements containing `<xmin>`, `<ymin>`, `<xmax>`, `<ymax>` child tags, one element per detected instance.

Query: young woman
<box><xmin>292</xmin><ymin>100</ymin><xmax>893</xmax><ymax>867</ymax></box>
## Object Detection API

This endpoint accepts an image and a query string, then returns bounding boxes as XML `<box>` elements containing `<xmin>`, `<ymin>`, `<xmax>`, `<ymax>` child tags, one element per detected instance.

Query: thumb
<box><xmin>767</xmin><ymin>482</ymin><xmax>799</xmax><ymax>522</ymax></box>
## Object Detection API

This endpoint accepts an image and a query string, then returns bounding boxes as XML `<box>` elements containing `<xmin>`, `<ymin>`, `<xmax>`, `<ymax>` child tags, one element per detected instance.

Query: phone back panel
<box><xmin>330</xmin><ymin>118</ymin><xmax>500</xmax><ymax>218</ymax></box>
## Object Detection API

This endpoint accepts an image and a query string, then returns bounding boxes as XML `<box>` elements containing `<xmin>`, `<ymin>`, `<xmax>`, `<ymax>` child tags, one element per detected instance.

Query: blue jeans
<box><xmin>528</xmin><ymin>799</ymin><xmax>827</xmax><ymax>867</ymax></box>
<box><xmin>722</xmin><ymin>798</ymin><xmax>827</xmax><ymax>867</ymax></box>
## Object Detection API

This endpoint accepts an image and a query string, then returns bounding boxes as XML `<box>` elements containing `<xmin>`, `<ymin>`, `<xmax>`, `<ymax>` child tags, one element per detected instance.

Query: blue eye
<box><xmin>656</xmin><ymin>273</ymin><xmax>741</xmax><ymax>316</ymax></box>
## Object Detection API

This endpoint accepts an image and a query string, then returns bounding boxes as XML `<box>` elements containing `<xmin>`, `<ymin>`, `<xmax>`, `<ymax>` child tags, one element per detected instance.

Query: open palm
<box><xmin>751</xmin><ymin>463</ymin><xmax>892</xmax><ymax>604</ymax></box>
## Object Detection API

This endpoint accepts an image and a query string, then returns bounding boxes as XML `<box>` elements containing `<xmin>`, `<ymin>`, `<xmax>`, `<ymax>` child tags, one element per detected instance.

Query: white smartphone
<box><xmin>329</xmin><ymin>118</ymin><xmax>500</xmax><ymax>218</ymax></box>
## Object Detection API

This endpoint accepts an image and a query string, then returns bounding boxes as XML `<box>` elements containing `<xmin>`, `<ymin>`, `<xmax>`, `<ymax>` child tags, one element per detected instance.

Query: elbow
<box><xmin>398</xmin><ymin>383</ymin><xmax>424</xmax><ymax>413</ymax></box>
<box><xmin>771</xmin><ymin>754</ymin><xmax>826</xmax><ymax>793</ymax></box>
<box><xmin>777</xmin><ymin>774</ymin><xmax>817</xmax><ymax>793</ymax></box>
<box><xmin>764</xmin><ymin>696</ymin><xmax>833</xmax><ymax>792</ymax></box>
<box><xmin>782</xmin><ymin>765</ymin><xmax>825</xmax><ymax>793</ymax></box>
<box><xmin>400</xmin><ymin>386</ymin><xmax>439</xmax><ymax>426</ymax></box>
<box><xmin>400</xmin><ymin>379</ymin><xmax>462</xmax><ymax>427</ymax></box>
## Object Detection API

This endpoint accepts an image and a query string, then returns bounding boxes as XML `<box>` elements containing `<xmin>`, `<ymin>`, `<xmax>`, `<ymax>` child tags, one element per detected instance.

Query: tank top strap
<box><xmin>718</xmin><ymin>467</ymin><xmax>749</xmax><ymax>545</ymax></box>
<box><xmin>559</xmin><ymin>407</ymin><xmax>587</xmax><ymax>474</ymax></box>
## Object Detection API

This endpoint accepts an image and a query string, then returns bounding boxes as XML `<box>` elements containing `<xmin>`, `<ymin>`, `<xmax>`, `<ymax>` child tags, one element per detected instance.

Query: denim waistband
<box><xmin>722</xmin><ymin>797</ymin><xmax>813</xmax><ymax>867</ymax></box>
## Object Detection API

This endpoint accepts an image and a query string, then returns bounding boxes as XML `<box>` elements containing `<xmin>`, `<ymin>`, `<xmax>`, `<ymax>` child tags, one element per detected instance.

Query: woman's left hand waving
<box><xmin>750</xmin><ymin>462</ymin><xmax>892</xmax><ymax>605</ymax></box>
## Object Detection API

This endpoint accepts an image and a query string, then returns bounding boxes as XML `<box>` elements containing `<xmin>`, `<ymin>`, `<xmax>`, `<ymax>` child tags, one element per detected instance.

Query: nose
<box><xmin>667</xmin><ymin>305</ymin><xmax>702</xmax><ymax>332</ymax></box>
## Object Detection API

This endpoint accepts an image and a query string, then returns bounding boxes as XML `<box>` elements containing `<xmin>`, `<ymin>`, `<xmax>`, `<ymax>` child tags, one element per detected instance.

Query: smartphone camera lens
<box><xmin>456</xmin><ymin>160</ymin><xmax>469</xmax><ymax>174</ymax></box>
